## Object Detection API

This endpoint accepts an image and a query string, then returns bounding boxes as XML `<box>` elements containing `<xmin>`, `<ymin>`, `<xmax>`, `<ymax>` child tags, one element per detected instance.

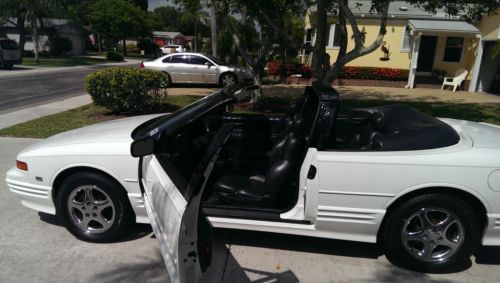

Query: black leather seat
<box><xmin>213</xmin><ymin>129</ymin><xmax>305</xmax><ymax>207</ymax></box>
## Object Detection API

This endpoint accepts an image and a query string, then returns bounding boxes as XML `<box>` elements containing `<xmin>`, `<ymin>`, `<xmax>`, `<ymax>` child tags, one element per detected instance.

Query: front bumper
<box><xmin>5</xmin><ymin>167</ymin><xmax>55</xmax><ymax>214</ymax></box>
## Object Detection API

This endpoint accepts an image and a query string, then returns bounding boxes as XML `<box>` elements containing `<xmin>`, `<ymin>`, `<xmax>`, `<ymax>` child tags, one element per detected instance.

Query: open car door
<box><xmin>136</xmin><ymin>124</ymin><xmax>234</xmax><ymax>283</ymax></box>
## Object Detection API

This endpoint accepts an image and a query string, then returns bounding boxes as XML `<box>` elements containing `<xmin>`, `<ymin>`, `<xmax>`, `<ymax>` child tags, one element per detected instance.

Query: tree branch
<box><xmin>260</xmin><ymin>10</ymin><xmax>294</xmax><ymax>44</ymax></box>
<box><xmin>359</xmin><ymin>1</ymin><xmax>390</xmax><ymax>55</ymax></box>
<box><xmin>339</xmin><ymin>1</ymin><xmax>362</xmax><ymax>49</ymax></box>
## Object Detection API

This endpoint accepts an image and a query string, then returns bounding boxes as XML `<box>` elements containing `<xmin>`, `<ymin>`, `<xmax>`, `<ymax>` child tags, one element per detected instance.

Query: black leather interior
<box><xmin>345</xmin><ymin>105</ymin><xmax>459</xmax><ymax>151</ymax></box>
<box><xmin>213</xmin><ymin>119</ymin><xmax>305</xmax><ymax>207</ymax></box>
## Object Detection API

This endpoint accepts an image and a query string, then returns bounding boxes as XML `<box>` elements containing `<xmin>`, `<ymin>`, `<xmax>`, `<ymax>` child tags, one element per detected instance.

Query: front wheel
<box><xmin>55</xmin><ymin>172</ymin><xmax>133</xmax><ymax>242</ymax></box>
<box><xmin>383</xmin><ymin>193</ymin><xmax>480</xmax><ymax>273</ymax></box>
<box><xmin>220</xmin><ymin>73</ymin><xmax>237</xmax><ymax>86</ymax></box>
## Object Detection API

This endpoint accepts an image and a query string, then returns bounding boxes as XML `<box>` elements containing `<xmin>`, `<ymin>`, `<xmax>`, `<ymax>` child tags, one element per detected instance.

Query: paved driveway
<box><xmin>2</xmin><ymin>137</ymin><xmax>500</xmax><ymax>283</ymax></box>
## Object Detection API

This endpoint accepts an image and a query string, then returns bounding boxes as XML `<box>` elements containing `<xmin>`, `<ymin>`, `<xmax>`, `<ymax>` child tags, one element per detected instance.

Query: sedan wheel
<box><xmin>220</xmin><ymin>73</ymin><xmax>237</xmax><ymax>86</ymax></box>
<box><xmin>383</xmin><ymin>193</ymin><xmax>480</xmax><ymax>272</ymax></box>
<box><xmin>56</xmin><ymin>172</ymin><xmax>133</xmax><ymax>242</ymax></box>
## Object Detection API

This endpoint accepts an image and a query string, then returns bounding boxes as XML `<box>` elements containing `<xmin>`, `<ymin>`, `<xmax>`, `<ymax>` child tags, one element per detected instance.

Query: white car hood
<box><xmin>442</xmin><ymin>118</ymin><xmax>500</xmax><ymax>149</ymax></box>
<box><xmin>21</xmin><ymin>114</ymin><xmax>162</xmax><ymax>153</ymax></box>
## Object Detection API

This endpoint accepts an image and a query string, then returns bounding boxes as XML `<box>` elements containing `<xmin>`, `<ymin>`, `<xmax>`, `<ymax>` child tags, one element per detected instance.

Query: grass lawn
<box><xmin>21</xmin><ymin>56</ymin><xmax>109</xmax><ymax>67</ymax></box>
<box><xmin>0</xmin><ymin>95</ymin><xmax>201</xmax><ymax>139</ymax></box>
<box><xmin>0</xmin><ymin>94</ymin><xmax>499</xmax><ymax>139</ymax></box>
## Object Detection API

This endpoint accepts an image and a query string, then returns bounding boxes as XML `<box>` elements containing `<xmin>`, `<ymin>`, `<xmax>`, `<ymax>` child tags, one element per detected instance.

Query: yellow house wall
<box><xmin>476</xmin><ymin>10</ymin><xmax>500</xmax><ymax>40</ymax></box>
<box><xmin>325</xmin><ymin>20</ymin><xmax>412</xmax><ymax>70</ymax></box>
<box><xmin>304</xmin><ymin>13</ymin><xmax>484</xmax><ymax>79</ymax></box>
<box><xmin>432</xmin><ymin>36</ymin><xmax>478</xmax><ymax>79</ymax></box>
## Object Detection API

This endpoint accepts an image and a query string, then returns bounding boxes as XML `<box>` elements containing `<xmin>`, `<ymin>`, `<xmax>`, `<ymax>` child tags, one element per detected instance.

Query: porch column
<box><xmin>407</xmin><ymin>33</ymin><xmax>421</xmax><ymax>89</ymax></box>
<box><xmin>469</xmin><ymin>36</ymin><xmax>484</xmax><ymax>92</ymax></box>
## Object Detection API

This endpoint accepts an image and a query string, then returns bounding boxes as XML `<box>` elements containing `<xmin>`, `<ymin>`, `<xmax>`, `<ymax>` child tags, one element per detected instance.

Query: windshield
<box><xmin>204</xmin><ymin>54</ymin><xmax>226</xmax><ymax>65</ymax></box>
<box><xmin>131</xmin><ymin>91</ymin><xmax>233</xmax><ymax>140</ymax></box>
<box><xmin>0</xmin><ymin>40</ymin><xmax>18</xmax><ymax>50</ymax></box>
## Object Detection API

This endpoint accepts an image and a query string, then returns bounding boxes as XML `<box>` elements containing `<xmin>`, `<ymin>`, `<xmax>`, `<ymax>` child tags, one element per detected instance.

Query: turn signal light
<box><xmin>16</xmin><ymin>160</ymin><xmax>28</xmax><ymax>171</ymax></box>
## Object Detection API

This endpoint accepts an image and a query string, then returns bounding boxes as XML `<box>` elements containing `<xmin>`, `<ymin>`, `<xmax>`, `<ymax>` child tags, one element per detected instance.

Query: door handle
<box><xmin>307</xmin><ymin>165</ymin><xmax>317</xmax><ymax>180</ymax></box>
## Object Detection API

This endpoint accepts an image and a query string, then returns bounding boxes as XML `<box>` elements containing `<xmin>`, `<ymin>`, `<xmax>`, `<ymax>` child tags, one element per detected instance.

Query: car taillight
<box><xmin>139</xmin><ymin>61</ymin><xmax>144</xmax><ymax>69</ymax></box>
<box><xmin>16</xmin><ymin>160</ymin><xmax>28</xmax><ymax>171</ymax></box>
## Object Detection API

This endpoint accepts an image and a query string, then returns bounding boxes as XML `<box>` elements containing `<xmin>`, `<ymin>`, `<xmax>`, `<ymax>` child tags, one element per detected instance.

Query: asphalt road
<box><xmin>0</xmin><ymin>67</ymin><xmax>98</xmax><ymax>113</ymax></box>
<box><xmin>3</xmin><ymin>137</ymin><xmax>500</xmax><ymax>282</ymax></box>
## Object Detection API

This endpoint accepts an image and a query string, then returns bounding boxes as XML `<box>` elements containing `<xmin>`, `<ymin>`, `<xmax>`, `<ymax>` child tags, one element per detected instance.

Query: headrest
<box><xmin>371</xmin><ymin>112</ymin><xmax>385</xmax><ymax>131</ymax></box>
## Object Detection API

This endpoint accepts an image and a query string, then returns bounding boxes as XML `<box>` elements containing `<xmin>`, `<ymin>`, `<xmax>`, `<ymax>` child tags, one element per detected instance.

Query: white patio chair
<box><xmin>441</xmin><ymin>68</ymin><xmax>468</xmax><ymax>92</ymax></box>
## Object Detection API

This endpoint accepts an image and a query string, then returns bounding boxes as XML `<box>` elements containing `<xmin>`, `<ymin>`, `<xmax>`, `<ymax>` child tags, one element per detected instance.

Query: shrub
<box><xmin>339</xmin><ymin>66</ymin><xmax>409</xmax><ymax>81</ymax></box>
<box><xmin>106</xmin><ymin>51</ymin><xmax>124</xmax><ymax>62</ymax></box>
<box><xmin>48</xmin><ymin>36</ymin><xmax>73</xmax><ymax>56</ymax></box>
<box><xmin>85</xmin><ymin>68</ymin><xmax>169</xmax><ymax>114</ymax></box>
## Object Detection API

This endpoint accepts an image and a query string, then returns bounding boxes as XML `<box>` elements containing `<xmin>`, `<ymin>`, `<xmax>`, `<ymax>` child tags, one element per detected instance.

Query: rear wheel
<box><xmin>383</xmin><ymin>193</ymin><xmax>480</xmax><ymax>272</ymax></box>
<box><xmin>220</xmin><ymin>73</ymin><xmax>237</xmax><ymax>86</ymax></box>
<box><xmin>55</xmin><ymin>172</ymin><xmax>133</xmax><ymax>242</ymax></box>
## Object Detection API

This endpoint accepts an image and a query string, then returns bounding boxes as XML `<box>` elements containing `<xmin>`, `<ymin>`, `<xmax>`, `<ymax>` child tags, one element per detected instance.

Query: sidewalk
<box><xmin>0</xmin><ymin>94</ymin><xmax>92</xmax><ymax>130</ymax></box>
<box><xmin>0</xmin><ymin>58</ymin><xmax>142</xmax><ymax>79</ymax></box>
<box><xmin>265</xmin><ymin>84</ymin><xmax>500</xmax><ymax>104</ymax></box>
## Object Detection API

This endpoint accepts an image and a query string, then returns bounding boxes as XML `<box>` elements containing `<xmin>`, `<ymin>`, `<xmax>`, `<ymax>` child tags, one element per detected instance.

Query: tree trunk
<box><xmin>319</xmin><ymin>0</ymin><xmax>390</xmax><ymax>87</ymax></box>
<box><xmin>122</xmin><ymin>38</ymin><xmax>127</xmax><ymax>56</ymax></box>
<box><xmin>209</xmin><ymin>0</ymin><xmax>217</xmax><ymax>57</ymax></box>
<box><xmin>311</xmin><ymin>0</ymin><xmax>327</xmax><ymax>78</ymax></box>
<box><xmin>18</xmin><ymin>25</ymin><xmax>27</xmax><ymax>59</ymax></box>
<box><xmin>32</xmin><ymin>17</ymin><xmax>39</xmax><ymax>64</ymax></box>
<box><xmin>194</xmin><ymin>19</ymin><xmax>198</xmax><ymax>52</ymax></box>
<box><xmin>250</xmin><ymin>65</ymin><xmax>262</xmax><ymax>102</ymax></box>
<box><xmin>97</xmin><ymin>32</ymin><xmax>102</xmax><ymax>54</ymax></box>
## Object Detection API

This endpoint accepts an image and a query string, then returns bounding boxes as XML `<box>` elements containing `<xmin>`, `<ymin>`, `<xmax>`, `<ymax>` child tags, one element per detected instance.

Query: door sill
<box><xmin>203</xmin><ymin>205</ymin><xmax>311</xmax><ymax>224</ymax></box>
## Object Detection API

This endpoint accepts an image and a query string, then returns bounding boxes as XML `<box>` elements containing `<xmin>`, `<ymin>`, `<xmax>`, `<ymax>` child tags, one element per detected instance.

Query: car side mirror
<box><xmin>131</xmin><ymin>138</ymin><xmax>155</xmax><ymax>157</ymax></box>
<box><xmin>205</xmin><ymin>62</ymin><xmax>213</xmax><ymax>68</ymax></box>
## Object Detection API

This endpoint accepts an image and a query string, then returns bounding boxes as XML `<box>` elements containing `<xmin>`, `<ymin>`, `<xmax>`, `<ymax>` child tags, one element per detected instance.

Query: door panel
<box><xmin>189</xmin><ymin>55</ymin><xmax>219</xmax><ymax>83</ymax></box>
<box><xmin>166</xmin><ymin>54</ymin><xmax>191</xmax><ymax>82</ymax></box>
<box><xmin>141</xmin><ymin>154</ymin><xmax>187</xmax><ymax>283</ymax></box>
<box><xmin>417</xmin><ymin>36</ymin><xmax>437</xmax><ymax>72</ymax></box>
<box><xmin>140</xmin><ymin>124</ymin><xmax>234</xmax><ymax>283</ymax></box>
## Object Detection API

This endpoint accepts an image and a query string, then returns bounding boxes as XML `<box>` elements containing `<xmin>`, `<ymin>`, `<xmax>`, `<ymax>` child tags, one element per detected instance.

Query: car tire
<box><xmin>220</xmin><ymin>73</ymin><xmax>237</xmax><ymax>87</ymax></box>
<box><xmin>383</xmin><ymin>193</ymin><xmax>480</xmax><ymax>273</ymax></box>
<box><xmin>164</xmin><ymin>72</ymin><xmax>172</xmax><ymax>87</ymax></box>
<box><xmin>55</xmin><ymin>172</ymin><xmax>133</xmax><ymax>243</ymax></box>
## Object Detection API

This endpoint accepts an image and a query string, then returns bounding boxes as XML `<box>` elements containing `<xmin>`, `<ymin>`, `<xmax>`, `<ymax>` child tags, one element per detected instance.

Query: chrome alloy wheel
<box><xmin>67</xmin><ymin>185</ymin><xmax>115</xmax><ymax>234</ymax></box>
<box><xmin>221</xmin><ymin>74</ymin><xmax>236</xmax><ymax>86</ymax></box>
<box><xmin>401</xmin><ymin>207</ymin><xmax>464</xmax><ymax>263</ymax></box>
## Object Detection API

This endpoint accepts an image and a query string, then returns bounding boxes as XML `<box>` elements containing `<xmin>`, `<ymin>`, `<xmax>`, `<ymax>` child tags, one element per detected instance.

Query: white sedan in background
<box><xmin>6</xmin><ymin>83</ymin><xmax>500</xmax><ymax>280</ymax></box>
<box><xmin>141</xmin><ymin>52</ymin><xmax>253</xmax><ymax>86</ymax></box>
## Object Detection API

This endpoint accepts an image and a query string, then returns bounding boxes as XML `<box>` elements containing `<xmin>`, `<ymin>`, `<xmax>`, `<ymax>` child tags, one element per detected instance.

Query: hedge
<box><xmin>339</xmin><ymin>66</ymin><xmax>409</xmax><ymax>81</ymax></box>
<box><xmin>85</xmin><ymin>68</ymin><xmax>168</xmax><ymax>114</ymax></box>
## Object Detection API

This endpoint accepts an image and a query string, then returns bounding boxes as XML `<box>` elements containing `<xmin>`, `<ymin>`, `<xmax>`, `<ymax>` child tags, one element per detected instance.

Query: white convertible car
<box><xmin>6</xmin><ymin>83</ymin><xmax>500</xmax><ymax>279</ymax></box>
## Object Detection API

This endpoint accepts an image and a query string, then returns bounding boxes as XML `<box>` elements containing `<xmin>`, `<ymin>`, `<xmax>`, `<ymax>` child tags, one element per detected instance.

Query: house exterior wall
<box><xmin>303</xmin><ymin>12</ymin><xmax>481</xmax><ymax>80</ymax></box>
<box><xmin>432</xmin><ymin>36</ymin><xmax>478</xmax><ymax>80</ymax></box>
<box><xmin>325</xmin><ymin>20</ymin><xmax>412</xmax><ymax>70</ymax></box>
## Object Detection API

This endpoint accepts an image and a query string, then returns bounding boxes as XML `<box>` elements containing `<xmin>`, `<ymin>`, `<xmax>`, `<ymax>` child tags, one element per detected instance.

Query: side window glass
<box><xmin>162</xmin><ymin>56</ymin><xmax>171</xmax><ymax>63</ymax></box>
<box><xmin>170</xmin><ymin>55</ymin><xmax>189</xmax><ymax>63</ymax></box>
<box><xmin>189</xmin><ymin>55</ymin><xmax>209</xmax><ymax>65</ymax></box>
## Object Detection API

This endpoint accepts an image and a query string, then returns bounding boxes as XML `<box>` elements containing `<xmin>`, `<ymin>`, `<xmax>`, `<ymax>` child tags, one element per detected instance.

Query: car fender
<box><xmin>50</xmin><ymin>162</ymin><xmax>133</xmax><ymax>195</ymax></box>
<box><xmin>384</xmin><ymin>182</ymin><xmax>491</xmax><ymax>213</ymax></box>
